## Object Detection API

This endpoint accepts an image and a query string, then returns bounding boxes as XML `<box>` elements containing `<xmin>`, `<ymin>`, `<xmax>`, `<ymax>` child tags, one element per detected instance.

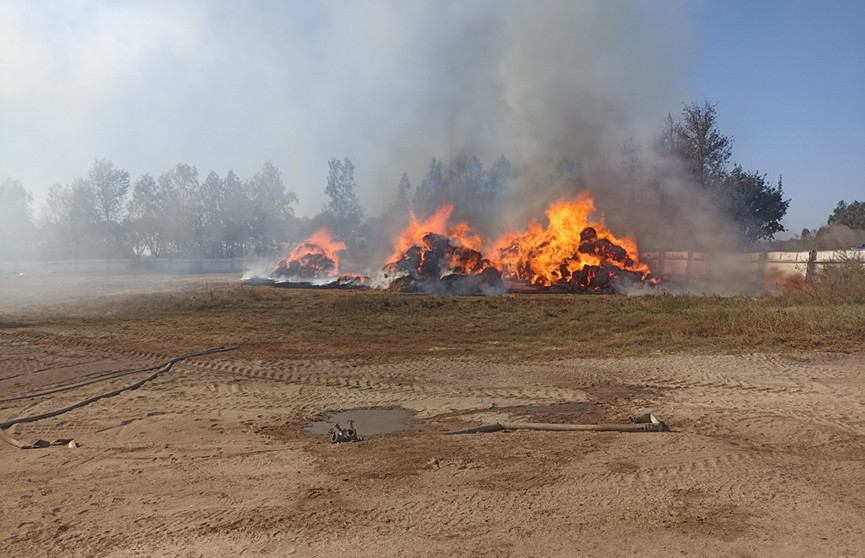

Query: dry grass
<box><xmin>5</xmin><ymin>281</ymin><xmax>864</xmax><ymax>362</ymax></box>
<box><xmin>786</xmin><ymin>252</ymin><xmax>865</xmax><ymax>305</ymax></box>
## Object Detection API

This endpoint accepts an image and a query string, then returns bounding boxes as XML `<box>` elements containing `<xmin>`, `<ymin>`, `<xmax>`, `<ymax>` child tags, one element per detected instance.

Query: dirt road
<box><xmin>2</xmin><ymin>319</ymin><xmax>863</xmax><ymax>557</ymax></box>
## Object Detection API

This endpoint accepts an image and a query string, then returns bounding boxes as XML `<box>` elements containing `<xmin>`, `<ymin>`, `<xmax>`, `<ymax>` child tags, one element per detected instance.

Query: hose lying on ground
<box><xmin>445</xmin><ymin>414</ymin><xmax>669</xmax><ymax>434</ymax></box>
<box><xmin>0</xmin><ymin>362</ymin><xmax>174</xmax><ymax>403</ymax></box>
<box><xmin>0</xmin><ymin>346</ymin><xmax>236</xmax><ymax>440</ymax></box>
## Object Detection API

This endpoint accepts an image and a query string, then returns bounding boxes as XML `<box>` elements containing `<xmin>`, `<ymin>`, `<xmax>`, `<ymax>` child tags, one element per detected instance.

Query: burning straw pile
<box><xmin>492</xmin><ymin>193</ymin><xmax>653</xmax><ymax>293</ymax></box>
<box><xmin>245</xmin><ymin>191</ymin><xmax>654</xmax><ymax>296</ymax></box>
<box><xmin>244</xmin><ymin>228</ymin><xmax>369</xmax><ymax>289</ymax></box>
<box><xmin>382</xmin><ymin>204</ymin><xmax>505</xmax><ymax>295</ymax></box>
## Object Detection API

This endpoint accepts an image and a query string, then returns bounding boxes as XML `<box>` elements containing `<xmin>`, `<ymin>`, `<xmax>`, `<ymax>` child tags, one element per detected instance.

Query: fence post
<box><xmin>657</xmin><ymin>251</ymin><xmax>666</xmax><ymax>280</ymax></box>
<box><xmin>806</xmin><ymin>250</ymin><xmax>817</xmax><ymax>282</ymax></box>
<box><xmin>756</xmin><ymin>252</ymin><xmax>768</xmax><ymax>292</ymax></box>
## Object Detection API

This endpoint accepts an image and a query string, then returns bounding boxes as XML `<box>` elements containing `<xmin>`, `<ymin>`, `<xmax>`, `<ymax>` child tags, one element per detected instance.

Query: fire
<box><xmin>491</xmin><ymin>192</ymin><xmax>653</xmax><ymax>292</ymax></box>
<box><xmin>383</xmin><ymin>192</ymin><xmax>652</xmax><ymax>294</ymax></box>
<box><xmin>385</xmin><ymin>204</ymin><xmax>503</xmax><ymax>294</ymax></box>
<box><xmin>386</xmin><ymin>203</ymin><xmax>493</xmax><ymax>277</ymax></box>
<box><xmin>335</xmin><ymin>273</ymin><xmax>370</xmax><ymax>287</ymax></box>
<box><xmin>273</xmin><ymin>228</ymin><xmax>346</xmax><ymax>278</ymax></box>
<box><xmin>259</xmin><ymin>191</ymin><xmax>653</xmax><ymax>294</ymax></box>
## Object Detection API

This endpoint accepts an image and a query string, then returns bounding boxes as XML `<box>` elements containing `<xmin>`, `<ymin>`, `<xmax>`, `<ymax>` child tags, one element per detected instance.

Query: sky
<box><xmin>688</xmin><ymin>0</ymin><xmax>865</xmax><ymax>235</ymax></box>
<box><xmin>1</xmin><ymin>0</ymin><xmax>863</xmax><ymax>237</ymax></box>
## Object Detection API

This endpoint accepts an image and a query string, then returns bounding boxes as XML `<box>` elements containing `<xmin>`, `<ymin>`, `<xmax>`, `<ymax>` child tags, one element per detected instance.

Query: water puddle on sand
<box><xmin>304</xmin><ymin>408</ymin><xmax>412</xmax><ymax>438</ymax></box>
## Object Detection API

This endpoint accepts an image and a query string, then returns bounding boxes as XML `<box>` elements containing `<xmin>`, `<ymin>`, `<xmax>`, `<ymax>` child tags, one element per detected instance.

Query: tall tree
<box><xmin>126</xmin><ymin>174</ymin><xmax>164</xmax><ymax>256</ymax></box>
<box><xmin>322</xmin><ymin>158</ymin><xmax>364</xmax><ymax>247</ymax></box>
<box><xmin>656</xmin><ymin>101</ymin><xmax>789</xmax><ymax>244</ymax></box>
<box><xmin>42</xmin><ymin>178</ymin><xmax>100</xmax><ymax>258</ymax></box>
<box><xmin>653</xmin><ymin>114</ymin><xmax>678</xmax><ymax>159</ymax></box>
<box><xmin>448</xmin><ymin>155</ymin><xmax>486</xmax><ymax>218</ymax></box>
<box><xmin>222</xmin><ymin>170</ymin><xmax>253</xmax><ymax>257</ymax></box>
<box><xmin>0</xmin><ymin>176</ymin><xmax>35</xmax><ymax>260</ymax></box>
<box><xmin>89</xmin><ymin>159</ymin><xmax>130</xmax><ymax>222</ymax></box>
<box><xmin>723</xmin><ymin>166</ymin><xmax>789</xmax><ymax>243</ymax></box>
<box><xmin>413</xmin><ymin>159</ymin><xmax>447</xmax><ymax>218</ymax></box>
<box><xmin>659</xmin><ymin>100</ymin><xmax>732</xmax><ymax>189</ymax></box>
<box><xmin>394</xmin><ymin>172</ymin><xmax>412</xmax><ymax>216</ymax></box>
<box><xmin>828</xmin><ymin>200</ymin><xmax>865</xmax><ymax>231</ymax></box>
<box><xmin>249</xmin><ymin>161</ymin><xmax>298</xmax><ymax>256</ymax></box>
<box><xmin>200</xmin><ymin>171</ymin><xmax>227</xmax><ymax>258</ymax></box>
<box><xmin>156</xmin><ymin>163</ymin><xmax>201</xmax><ymax>256</ymax></box>
<box><xmin>88</xmin><ymin>159</ymin><xmax>131</xmax><ymax>257</ymax></box>
<box><xmin>484</xmin><ymin>156</ymin><xmax>513</xmax><ymax>209</ymax></box>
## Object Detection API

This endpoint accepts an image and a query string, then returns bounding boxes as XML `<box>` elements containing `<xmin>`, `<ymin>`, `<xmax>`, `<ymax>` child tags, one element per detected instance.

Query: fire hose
<box><xmin>444</xmin><ymin>413</ymin><xmax>669</xmax><ymax>435</ymax></box>
<box><xmin>0</xmin><ymin>346</ymin><xmax>236</xmax><ymax>449</ymax></box>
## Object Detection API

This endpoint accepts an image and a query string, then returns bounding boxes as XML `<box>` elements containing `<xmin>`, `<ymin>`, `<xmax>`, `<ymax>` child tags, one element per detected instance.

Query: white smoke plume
<box><xmin>1</xmin><ymin>1</ymin><xmax>737</xmax><ymax>259</ymax></box>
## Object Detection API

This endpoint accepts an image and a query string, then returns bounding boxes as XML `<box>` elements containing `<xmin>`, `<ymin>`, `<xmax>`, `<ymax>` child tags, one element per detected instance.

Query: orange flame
<box><xmin>274</xmin><ymin>228</ymin><xmax>346</xmax><ymax>278</ymax></box>
<box><xmin>387</xmin><ymin>203</ymin><xmax>490</xmax><ymax>274</ymax></box>
<box><xmin>388</xmin><ymin>203</ymin><xmax>453</xmax><ymax>263</ymax></box>
<box><xmin>386</xmin><ymin>191</ymin><xmax>652</xmax><ymax>292</ymax></box>
<box><xmin>491</xmin><ymin>191</ymin><xmax>651</xmax><ymax>287</ymax></box>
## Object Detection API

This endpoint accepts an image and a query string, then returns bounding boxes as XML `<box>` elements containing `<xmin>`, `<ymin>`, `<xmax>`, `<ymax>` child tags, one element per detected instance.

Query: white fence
<box><xmin>640</xmin><ymin>249</ymin><xmax>864</xmax><ymax>290</ymax></box>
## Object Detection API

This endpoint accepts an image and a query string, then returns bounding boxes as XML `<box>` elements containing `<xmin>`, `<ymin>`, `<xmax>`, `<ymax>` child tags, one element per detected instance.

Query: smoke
<box><xmin>1</xmin><ymin>1</ymin><xmax>740</xmax><ymax>262</ymax></box>
<box><xmin>337</xmin><ymin>1</ymin><xmax>739</xmax><ymax>251</ymax></box>
<box><xmin>808</xmin><ymin>224</ymin><xmax>865</xmax><ymax>251</ymax></box>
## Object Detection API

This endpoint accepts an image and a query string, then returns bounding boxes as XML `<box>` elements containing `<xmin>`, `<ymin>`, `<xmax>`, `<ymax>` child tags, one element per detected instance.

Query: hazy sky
<box><xmin>1</xmin><ymin>0</ymin><xmax>863</xmax><ymax>236</ymax></box>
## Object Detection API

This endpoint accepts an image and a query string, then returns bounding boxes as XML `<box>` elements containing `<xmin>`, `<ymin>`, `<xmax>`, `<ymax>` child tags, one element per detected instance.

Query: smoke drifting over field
<box><xmin>1</xmin><ymin>1</ymin><xmax>742</xmax><ymax>262</ymax></box>
<box><xmin>346</xmin><ymin>2</ymin><xmax>739</xmax><ymax>251</ymax></box>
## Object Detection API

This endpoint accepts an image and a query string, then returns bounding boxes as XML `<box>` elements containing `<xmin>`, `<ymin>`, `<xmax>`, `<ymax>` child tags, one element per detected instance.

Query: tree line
<box><xmin>0</xmin><ymin>153</ymin><xmax>515</xmax><ymax>262</ymax></box>
<box><xmin>1</xmin><ymin>161</ymin><xmax>301</xmax><ymax>261</ymax></box>
<box><xmin>1</xmin><ymin>101</ymin><xmax>862</xmax><ymax>262</ymax></box>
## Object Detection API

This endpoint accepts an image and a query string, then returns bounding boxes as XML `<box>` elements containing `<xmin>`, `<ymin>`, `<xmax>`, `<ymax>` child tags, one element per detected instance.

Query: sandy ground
<box><xmin>1</xmin><ymin>278</ymin><xmax>864</xmax><ymax>557</ymax></box>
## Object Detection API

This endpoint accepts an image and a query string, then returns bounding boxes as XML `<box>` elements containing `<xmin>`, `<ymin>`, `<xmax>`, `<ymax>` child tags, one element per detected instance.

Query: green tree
<box><xmin>89</xmin><ymin>159</ymin><xmax>130</xmax><ymax>222</ymax></box>
<box><xmin>249</xmin><ymin>161</ymin><xmax>297</xmax><ymax>256</ymax></box>
<box><xmin>42</xmin><ymin>178</ymin><xmax>100</xmax><ymax>258</ymax></box>
<box><xmin>199</xmin><ymin>171</ymin><xmax>227</xmax><ymax>258</ymax></box>
<box><xmin>322</xmin><ymin>158</ymin><xmax>364</xmax><ymax>247</ymax></box>
<box><xmin>0</xmin><ymin>176</ymin><xmax>35</xmax><ymax>260</ymax></box>
<box><xmin>449</xmin><ymin>155</ymin><xmax>486</xmax><ymax>218</ymax></box>
<box><xmin>394</xmin><ymin>172</ymin><xmax>412</xmax><ymax>216</ymax></box>
<box><xmin>155</xmin><ymin>163</ymin><xmax>200</xmax><ymax>256</ymax></box>
<box><xmin>656</xmin><ymin>101</ymin><xmax>789</xmax><ymax>244</ymax></box>
<box><xmin>657</xmin><ymin>100</ymin><xmax>732</xmax><ymax>189</ymax></box>
<box><xmin>828</xmin><ymin>200</ymin><xmax>865</xmax><ymax>231</ymax></box>
<box><xmin>87</xmin><ymin>159</ymin><xmax>131</xmax><ymax>257</ymax></box>
<box><xmin>126</xmin><ymin>174</ymin><xmax>164</xmax><ymax>256</ymax></box>
<box><xmin>723</xmin><ymin>167</ymin><xmax>789</xmax><ymax>243</ymax></box>
<box><xmin>413</xmin><ymin>159</ymin><xmax>447</xmax><ymax>218</ymax></box>
<box><xmin>222</xmin><ymin>170</ymin><xmax>253</xmax><ymax>257</ymax></box>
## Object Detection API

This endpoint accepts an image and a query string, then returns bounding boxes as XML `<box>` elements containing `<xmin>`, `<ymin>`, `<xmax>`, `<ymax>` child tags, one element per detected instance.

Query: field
<box><xmin>1</xmin><ymin>273</ymin><xmax>864</xmax><ymax>557</ymax></box>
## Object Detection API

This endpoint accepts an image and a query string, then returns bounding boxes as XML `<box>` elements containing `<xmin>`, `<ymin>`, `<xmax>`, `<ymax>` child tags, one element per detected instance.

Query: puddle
<box><xmin>304</xmin><ymin>408</ymin><xmax>412</xmax><ymax>438</ymax></box>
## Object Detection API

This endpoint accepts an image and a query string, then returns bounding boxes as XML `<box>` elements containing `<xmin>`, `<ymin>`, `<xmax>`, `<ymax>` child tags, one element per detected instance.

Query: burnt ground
<box><xmin>0</xmin><ymin>274</ymin><xmax>863</xmax><ymax>557</ymax></box>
